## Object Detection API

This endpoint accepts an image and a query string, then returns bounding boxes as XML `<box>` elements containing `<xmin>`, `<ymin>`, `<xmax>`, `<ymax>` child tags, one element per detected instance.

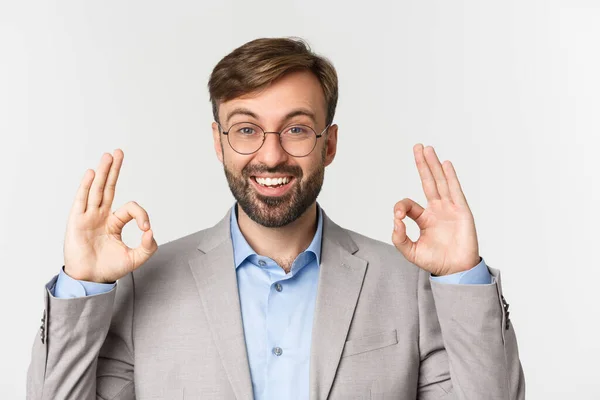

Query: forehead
<box><xmin>219</xmin><ymin>70</ymin><xmax>327</xmax><ymax>126</ymax></box>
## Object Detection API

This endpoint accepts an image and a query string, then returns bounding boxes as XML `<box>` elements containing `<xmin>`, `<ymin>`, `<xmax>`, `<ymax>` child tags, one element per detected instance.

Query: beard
<box><xmin>223</xmin><ymin>150</ymin><xmax>325</xmax><ymax>228</ymax></box>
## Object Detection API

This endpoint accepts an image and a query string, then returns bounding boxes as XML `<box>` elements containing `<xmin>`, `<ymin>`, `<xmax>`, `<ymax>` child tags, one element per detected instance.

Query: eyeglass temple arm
<box><xmin>317</xmin><ymin>124</ymin><xmax>332</xmax><ymax>138</ymax></box>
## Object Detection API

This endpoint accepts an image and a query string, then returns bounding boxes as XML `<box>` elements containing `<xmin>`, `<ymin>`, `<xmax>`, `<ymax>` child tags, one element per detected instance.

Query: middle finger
<box><xmin>423</xmin><ymin>146</ymin><xmax>451</xmax><ymax>200</ymax></box>
<box><xmin>413</xmin><ymin>143</ymin><xmax>440</xmax><ymax>201</ymax></box>
<box><xmin>100</xmin><ymin>149</ymin><xmax>124</xmax><ymax>210</ymax></box>
<box><xmin>88</xmin><ymin>153</ymin><xmax>113</xmax><ymax>209</ymax></box>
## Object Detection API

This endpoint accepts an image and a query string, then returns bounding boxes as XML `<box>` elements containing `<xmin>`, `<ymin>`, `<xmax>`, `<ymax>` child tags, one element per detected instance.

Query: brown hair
<box><xmin>208</xmin><ymin>37</ymin><xmax>338</xmax><ymax>127</ymax></box>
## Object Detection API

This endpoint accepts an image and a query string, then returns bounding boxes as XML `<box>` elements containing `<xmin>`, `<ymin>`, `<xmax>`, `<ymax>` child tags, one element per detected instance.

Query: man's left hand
<box><xmin>391</xmin><ymin>144</ymin><xmax>480</xmax><ymax>277</ymax></box>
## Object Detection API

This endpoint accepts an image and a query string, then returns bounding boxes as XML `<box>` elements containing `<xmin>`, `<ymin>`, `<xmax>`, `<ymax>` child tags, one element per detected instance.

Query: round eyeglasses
<box><xmin>219</xmin><ymin>122</ymin><xmax>330</xmax><ymax>157</ymax></box>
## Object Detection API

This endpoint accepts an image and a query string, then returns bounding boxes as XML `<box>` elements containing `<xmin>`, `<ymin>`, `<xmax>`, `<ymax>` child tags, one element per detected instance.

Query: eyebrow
<box><xmin>225</xmin><ymin>107</ymin><xmax>317</xmax><ymax>125</ymax></box>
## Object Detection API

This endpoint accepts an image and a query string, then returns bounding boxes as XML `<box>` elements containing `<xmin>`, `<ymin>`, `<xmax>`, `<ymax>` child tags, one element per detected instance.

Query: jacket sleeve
<box><xmin>417</xmin><ymin>265</ymin><xmax>525</xmax><ymax>399</ymax></box>
<box><xmin>27</xmin><ymin>272</ymin><xmax>136</xmax><ymax>400</ymax></box>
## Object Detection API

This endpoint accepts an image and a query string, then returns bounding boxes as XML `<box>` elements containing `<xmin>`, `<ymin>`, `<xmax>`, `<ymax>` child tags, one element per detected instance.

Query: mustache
<box><xmin>242</xmin><ymin>164</ymin><xmax>302</xmax><ymax>178</ymax></box>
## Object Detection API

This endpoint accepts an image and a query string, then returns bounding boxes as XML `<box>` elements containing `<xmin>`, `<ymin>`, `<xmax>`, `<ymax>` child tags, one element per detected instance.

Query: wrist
<box><xmin>432</xmin><ymin>256</ymin><xmax>482</xmax><ymax>277</ymax></box>
<box><xmin>63</xmin><ymin>265</ymin><xmax>115</xmax><ymax>284</ymax></box>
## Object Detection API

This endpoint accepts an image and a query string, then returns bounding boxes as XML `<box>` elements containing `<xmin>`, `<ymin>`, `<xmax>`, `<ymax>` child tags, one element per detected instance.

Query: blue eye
<box><xmin>287</xmin><ymin>126</ymin><xmax>308</xmax><ymax>135</ymax></box>
<box><xmin>239</xmin><ymin>127</ymin><xmax>255</xmax><ymax>135</ymax></box>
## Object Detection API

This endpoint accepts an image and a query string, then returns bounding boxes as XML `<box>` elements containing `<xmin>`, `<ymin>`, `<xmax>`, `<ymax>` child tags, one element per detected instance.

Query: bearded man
<box><xmin>27</xmin><ymin>37</ymin><xmax>525</xmax><ymax>400</ymax></box>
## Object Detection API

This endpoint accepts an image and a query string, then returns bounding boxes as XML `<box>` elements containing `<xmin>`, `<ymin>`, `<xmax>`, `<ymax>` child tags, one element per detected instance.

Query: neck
<box><xmin>236</xmin><ymin>202</ymin><xmax>318</xmax><ymax>269</ymax></box>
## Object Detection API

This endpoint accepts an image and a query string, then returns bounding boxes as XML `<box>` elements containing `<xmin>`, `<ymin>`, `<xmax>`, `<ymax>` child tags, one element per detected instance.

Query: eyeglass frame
<box><xmin>217</xmin><ymin>121</ymin><xmax>331</xmax><ymax>157</ymax></box>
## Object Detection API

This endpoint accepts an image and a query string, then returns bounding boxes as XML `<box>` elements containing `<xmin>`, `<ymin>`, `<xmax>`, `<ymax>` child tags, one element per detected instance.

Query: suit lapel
<box><xmin>188</xmin><ymin>210</ymin><xmax>254</xmax><ymax>400</ymax></box>
<box><xmin>309</xmin><ymin>211</ymin><xmax>368</xmax><ymax>400</ymax></box>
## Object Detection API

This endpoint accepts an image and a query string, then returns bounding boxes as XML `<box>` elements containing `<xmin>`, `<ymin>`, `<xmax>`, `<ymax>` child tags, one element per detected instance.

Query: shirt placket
<box><xmin>263</xmin><ymin>258</ymin><xmax>298</xmax><ymax>399</ymax></box>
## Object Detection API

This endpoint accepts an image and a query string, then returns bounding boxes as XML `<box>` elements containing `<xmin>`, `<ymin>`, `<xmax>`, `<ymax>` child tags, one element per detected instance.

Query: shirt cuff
<box><xmin>430</xmin><ymin>257</ymin><xmax>493</xmax><ymax>285</ymax></box>
<box><xmin>53</xmin><ymin>266</ymin><xmax>116</xmax><ymax>298</ymax></box>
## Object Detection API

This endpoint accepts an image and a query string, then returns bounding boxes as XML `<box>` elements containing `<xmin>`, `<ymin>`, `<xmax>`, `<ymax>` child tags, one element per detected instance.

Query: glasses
<box><xmin>218</xmin><ymin>122</ymin><xmax>330</xmax><ymax>157</ymax></box>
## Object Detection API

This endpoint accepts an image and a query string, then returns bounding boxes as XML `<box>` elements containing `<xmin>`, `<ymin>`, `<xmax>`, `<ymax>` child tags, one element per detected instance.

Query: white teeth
<box><xmin>255</xmin><ymin>176</ymin><xmax>291</xmax><ymax>187</ymax></box>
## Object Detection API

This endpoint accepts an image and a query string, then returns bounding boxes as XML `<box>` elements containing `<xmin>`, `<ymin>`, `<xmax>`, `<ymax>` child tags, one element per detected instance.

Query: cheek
<box><xmin>297</xmin><ymin>155</ymin><xmax>323</xmax><ymax>178</ymax></box>
<box><xmin>223</xmin><ymin>152</ymin><xmax>252</xmax><ymax>174</ymax></box>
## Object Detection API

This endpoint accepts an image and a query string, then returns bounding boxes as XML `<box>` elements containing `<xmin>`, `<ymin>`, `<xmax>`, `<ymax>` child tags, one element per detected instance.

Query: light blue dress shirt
<box><xmin>231</xmin><ymin>205</ymin><xmax>322</xmax><ymax>399</ymax></box>
<box><xmin>52</xmin><ymin>203</ymin><xmax>492</xmax><ymax>399</ymax></box>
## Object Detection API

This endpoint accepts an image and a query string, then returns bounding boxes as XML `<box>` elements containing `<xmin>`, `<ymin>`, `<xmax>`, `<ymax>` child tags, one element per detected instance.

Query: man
<box><xmin>27</xmin><ymin>37</ymin><xmax>525</xmax><ymax>399</ymax></box>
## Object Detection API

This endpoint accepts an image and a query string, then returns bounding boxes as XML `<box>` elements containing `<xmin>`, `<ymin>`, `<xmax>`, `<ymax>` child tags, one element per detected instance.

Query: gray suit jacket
<box><xmin>27</xmin><ymin>208</ymin><xmax>525</xmax><ymax>399</ymax></box>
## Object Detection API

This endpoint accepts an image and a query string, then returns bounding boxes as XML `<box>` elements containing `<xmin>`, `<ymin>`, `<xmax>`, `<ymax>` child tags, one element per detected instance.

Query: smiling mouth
<box><xmin>251</xmin><ymin>176</ymin><xmax>295</xmax><ymax>188</ymax></box>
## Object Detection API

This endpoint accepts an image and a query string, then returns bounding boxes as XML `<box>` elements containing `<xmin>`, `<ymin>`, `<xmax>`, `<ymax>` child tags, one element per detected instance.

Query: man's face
<box><xmin>212</xmin><ymin>70</ymin><xmax>338</xmax><ymax>228</ymax></box>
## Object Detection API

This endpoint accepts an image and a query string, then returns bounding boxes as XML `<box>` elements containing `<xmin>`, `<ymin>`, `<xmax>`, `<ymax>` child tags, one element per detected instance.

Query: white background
<box><xmin>1</xmin><ymin>0</ymin><xmax>599</xmax><ymax>398</ymax></box>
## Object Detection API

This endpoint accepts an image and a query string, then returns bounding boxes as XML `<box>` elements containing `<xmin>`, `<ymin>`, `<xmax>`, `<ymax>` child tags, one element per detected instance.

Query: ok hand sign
<box><xmin>63</xmin><ymin>150</ymin><xmax>158</xmax><ymax>283</ymax></box>
<box><xmin>392</xmin><ymin>144</ymin><xmax>481</xmax><ymax>277</ymax></box>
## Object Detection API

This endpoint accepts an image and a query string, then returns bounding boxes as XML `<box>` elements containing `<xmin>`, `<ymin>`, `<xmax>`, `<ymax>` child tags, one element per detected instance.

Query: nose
<box><xmin>255</xmin><ymin>132</ymin><xmax>289</xmax><ymax>167</ymax></box>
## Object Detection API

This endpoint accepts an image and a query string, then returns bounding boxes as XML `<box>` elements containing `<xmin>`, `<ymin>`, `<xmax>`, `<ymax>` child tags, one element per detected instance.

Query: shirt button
<box><xmin>275</xmin><ymin>283</ymin><xmax>283</xmax><ymax>292</ymax></box>
<box><xmin>258</xmin><ymin>260</ymin><xmax>266</xmax><ymax>267</ymax></box>
<box><xmin>272</xmin><ymin>347</ymin><xmax>283</xmax><ymax>356</ymax></box>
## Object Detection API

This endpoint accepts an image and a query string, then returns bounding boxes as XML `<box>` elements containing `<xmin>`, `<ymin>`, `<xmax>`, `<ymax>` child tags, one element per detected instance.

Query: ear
<box><xmin>212</xmin><ymin>122</ymin><xmax>223</xmax><ymax>163</ymax></box>
<box><xmin>323</xmin><ymin>124</ymin><xmax>338</xmax><ymax>167</ymax></box>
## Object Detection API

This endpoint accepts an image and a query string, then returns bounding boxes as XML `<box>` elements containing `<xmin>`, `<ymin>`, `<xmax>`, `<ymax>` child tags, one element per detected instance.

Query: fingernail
<box><xmin>144</xmin><ymin>221</ymin><xmax>150</xmax><ymax>230</ymax></box>
<box><xmin>395</xmin><ymin>210</ymin><xmax>402</xmax><ymax>218</ymax></box>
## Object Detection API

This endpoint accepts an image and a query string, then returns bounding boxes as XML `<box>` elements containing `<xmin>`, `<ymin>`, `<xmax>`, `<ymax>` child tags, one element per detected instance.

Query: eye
<box><xmin>239</xmin><ymin>127</ymin><xmax>255</xmax><ymax>135</ymax></box>
<box><xmin>286</xmin><ymin>125</ymin><xmax>310</xmax><ymax>135</ymax></box>
<box><xmin>231</xmin><ymin>123</ymin><xmax>261</xmax><ymax>136</ymax></box>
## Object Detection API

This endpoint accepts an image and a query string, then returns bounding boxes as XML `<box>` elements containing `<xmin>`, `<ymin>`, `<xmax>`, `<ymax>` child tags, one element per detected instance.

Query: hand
<box><xmin>391</xmin><ymin>144</ymin><xmax>480</xmax><ymax>277</ymax></box>
<box><xmin>63</xmin><ymin>149</ymin><xmax>158</xmax><ymax>283</ymax></box>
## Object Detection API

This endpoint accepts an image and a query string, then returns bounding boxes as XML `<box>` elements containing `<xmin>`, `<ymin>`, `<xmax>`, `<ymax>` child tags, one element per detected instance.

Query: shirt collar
<box><xmin>229</xmin><ymin>202</ymin><xmax>323</xmax><ymax>269</ymax></box>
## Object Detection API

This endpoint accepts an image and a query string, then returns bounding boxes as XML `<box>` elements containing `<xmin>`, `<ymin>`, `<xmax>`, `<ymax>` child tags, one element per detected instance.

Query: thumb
<box><xmin>129</xmin><ymin>229</ymin><xmax>158</xmax><ymax>269</ymax></box>
<box><xmin>392</xmin><ymin>218</ymin><xmax>415</xmax><ymax>263</ymax></box>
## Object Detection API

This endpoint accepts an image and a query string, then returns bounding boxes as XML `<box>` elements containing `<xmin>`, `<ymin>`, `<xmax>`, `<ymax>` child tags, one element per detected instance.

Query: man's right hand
<box><xmin>63</xmin><ymin>149</ymin><xmax>158</xmax><ymax>283</ymax></box>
